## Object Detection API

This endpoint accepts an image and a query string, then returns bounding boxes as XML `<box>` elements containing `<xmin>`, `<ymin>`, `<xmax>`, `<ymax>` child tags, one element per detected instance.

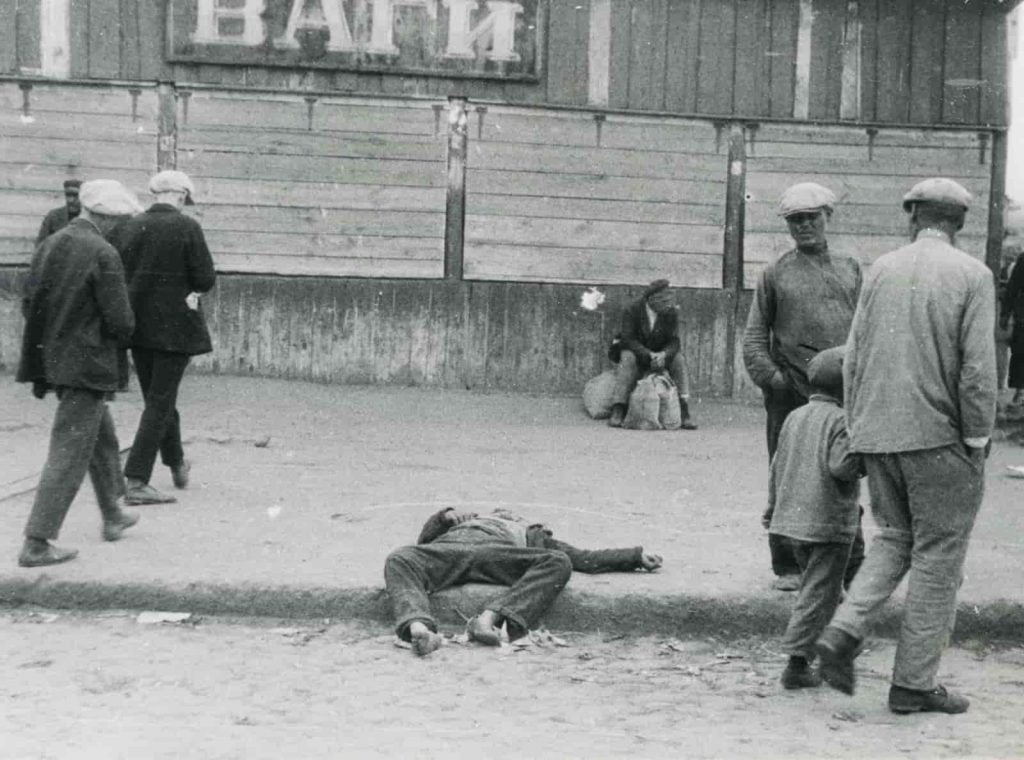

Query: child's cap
<box><xmin>807</xmin><ymin>346</ymin><xmax>845</xmax><ymax>394</ymax></box>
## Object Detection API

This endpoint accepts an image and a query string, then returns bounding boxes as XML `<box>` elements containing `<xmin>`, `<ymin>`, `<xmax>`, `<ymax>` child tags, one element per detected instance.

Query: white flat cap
<box><xmin>79</xmin><ymin>180</ymin><xmax>144</xmax><ymax>216</ymax></box>
<box><xmin>902</xmin><ymin>178</ymin><xmax>972</xmax><ymax>212</ymax></box>
<box><xmin>778</xmin><ymin>182</ymin><xmax>837</xmax><ymax>217</ymax></box>
<box><xmin>149</xmin><ymin>170</ymin><xmax>196</xmax><ymax>204</ymax></box>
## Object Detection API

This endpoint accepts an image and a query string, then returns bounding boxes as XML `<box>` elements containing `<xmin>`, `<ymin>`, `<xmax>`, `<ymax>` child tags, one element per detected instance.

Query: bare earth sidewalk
<box><xmin>1</xmin><ymin>373</ymin><xmax>1022</xmax><ymax>642</ymax></box>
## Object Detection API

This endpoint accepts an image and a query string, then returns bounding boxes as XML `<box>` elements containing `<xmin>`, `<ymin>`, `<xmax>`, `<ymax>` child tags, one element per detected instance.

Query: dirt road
<box><xmin>2</xmin><ymin>609</ymin><xmax>1023</xmax><ymax>759</ymax></box>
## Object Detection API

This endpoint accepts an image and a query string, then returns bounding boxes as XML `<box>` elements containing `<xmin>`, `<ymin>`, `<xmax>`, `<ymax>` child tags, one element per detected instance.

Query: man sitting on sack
<box><xmin>607</xmin><ymin>279</ymin><xmax>698</xmax><ymax>430</ymax></box>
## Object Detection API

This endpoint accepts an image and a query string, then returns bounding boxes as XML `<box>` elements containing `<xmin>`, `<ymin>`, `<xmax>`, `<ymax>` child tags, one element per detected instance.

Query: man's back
<box><xmin>845</xmin><ymin>231</ymin><xmax>997</xmax><ymax>453</ymax></box>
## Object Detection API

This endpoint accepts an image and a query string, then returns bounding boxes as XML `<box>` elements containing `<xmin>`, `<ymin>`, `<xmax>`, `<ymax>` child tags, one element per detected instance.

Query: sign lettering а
<box><xmin>193</xmin><ymin>0</ymin><xmax>524</xmax><ymax>62</ymax></box>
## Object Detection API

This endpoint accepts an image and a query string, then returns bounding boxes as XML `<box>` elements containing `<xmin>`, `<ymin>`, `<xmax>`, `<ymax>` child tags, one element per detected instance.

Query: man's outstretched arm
<box><xmin>541</xmin><ymin>537</ymin><xmax>661</xmax><ymax>574</ymax></box>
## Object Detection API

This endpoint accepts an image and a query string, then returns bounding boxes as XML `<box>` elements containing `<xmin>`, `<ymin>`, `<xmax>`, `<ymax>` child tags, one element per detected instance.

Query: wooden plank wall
<box><xmin>0</xmin><ymin>0</ymin><xmax>1010</xmax><ymax>127</ymax></box>
<box><xmin>0</xmin><ymin>81</ymin><xmax>158</xmax><ymax>264</ymax></box>
<box><xmin>743</xmin><ymin>123</ymin><xmax>993</xmax><ymax>285</ymax></box>
<box><xmin>464</xmin><ymin>106</ymin><xmax>727</xmax><ymax>286</ymax></box>
<box><xmin>176</xmin><ymin>91</ymin><xmax>447</xmax><ymax>278</ymax></box>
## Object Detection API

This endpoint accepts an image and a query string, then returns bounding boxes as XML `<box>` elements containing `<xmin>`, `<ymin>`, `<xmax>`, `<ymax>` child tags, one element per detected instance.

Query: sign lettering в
<box><xmin>168</xmin><ymin>0</ymin><xmax>540</xmax><ymax>80</ymax></box>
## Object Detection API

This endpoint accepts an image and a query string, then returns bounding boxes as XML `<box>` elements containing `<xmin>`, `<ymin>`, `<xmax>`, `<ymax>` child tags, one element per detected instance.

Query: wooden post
<box><xmin>723</xmin><ymin>122</ymin><xmax>748</xmax><ymax>397</ymax></box>
<box><xmin>156</xmin><ymin>81</ymin><xmax>177</xmax><ymax>171</ymax></box>
<box><xmin>444</xmin><ymin>96</ymin><xmax>469</xmax><ymax>281</ymax></box>
<box><xmin>985</xmin><ymin>128</ymin><xmax>1008</xmax><ymax>278</ymax></box>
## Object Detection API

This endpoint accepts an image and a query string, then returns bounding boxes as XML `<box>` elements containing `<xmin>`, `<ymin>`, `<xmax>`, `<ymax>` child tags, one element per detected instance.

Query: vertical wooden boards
<box><xmin>137</xmin><ymin>0</ymin><xmax>172</xmax><ymax>81</ymax></box>
<box><xmin>546</xmin><ymin>0</ymin><xmax>589</xmax><ymax>105</ymax></box>
<box><xmin>588</xmin><ymin>0</ymin><xmax>612</xmax><ymax>106</ymax></box>
<box><xmin>15</xmin><ymin>0</ymin><xmax>42</xmax><ymax>70</ymax></box>
<box><xmin>979</xmin><ymin>4</ymin><xmax>1008</xmax><ymax>127</ymax></box>
<box><xmin>119</xmin><ymin>0</ymin><xmax>141</xmax><ymax>81</ymax></box>
<box><xmin>69</xmin><ymin>0</ymin><xmax>89</xmax><ymax>78</ymax></box>
<box><xmin>767</xmin><ymin>0</ymin><xmax>799</xmax><ymax>118</ymax></box>
<box><xmin>792</xmin><ymin>0</ymin><xmax>813</xmax><ymax>118</ymax></box>
<box><xmin>908</xmin><ymin>0</ymin><xmax>946</xmax><ymax>125</ymax></box>
<box><xmin>733</xmin><ymin>0</ymin><xmax>770</xmax><ymax>117</ymax></box>
<box><xmin>857</xmin><ymin>0</ymin><xmax>877</xmax><ymax>122</ymax></box>
<box><xmin>607</xmin><ymin>0</ymin><xmax>634</xmax><ymax>108</ymax></box>
<box><xmin>176</xmin><ymin>91</ymin><xmax>447</xmax><ymax>278</ymax></box>
<box><xmin>871</xmin><ymin>0</ymin><xmax>911</xmax><ymax>123</ymax></box>
<box><xmin>807</xmin><ymin>0</ymin><xmax>845</xmax><ymax>120</ymax></box>
<box><xmin>627</xmin><ymin>0</ymin><xmax>668</xmax><ymax>110</ymax></box>
<box><xmin>39</xmin><ymin>0</ymin><xmax>71</xmax><ymax>77</ymax></box>
<box><xmin>696</xmin><ymin>0</ymin><xmax>736</xmax><ymax>114</ymax></box>
<box><xmin>0</xmin><ymin>82</ymin><xmax>159</xmax><ymax>265</ymax></box>
<box><xmin>464</xmin><ymin>105</ymin><xmax>727</xmax><ymax>287</ymax></box>
<box><xmin>942</xmin><ymin>0</ymin><xmax>982</xmax><ymax>125</ymax></box>
<box><xmin>742</xmin><ymin>122</ymin><xmax>993</xmax><ymax>286</ymax></box>
<box><xmin>838</xmin><ymin>0</ymin><xmax>861</xmax><ymax>120</ymax></box>
<box><xmin>664</xmin><ymin>0</ymin><xmax>702</xmax><ymax>114</ymax></box>
<box><xmin>0</xmin><ymin>0</ymin><xmax>17</xmax><ymax>73</ymax></box>
<box><xmin>86</xmin><ymin>0</ymin><xmax>120</xmax><ymax>79</ymax></box>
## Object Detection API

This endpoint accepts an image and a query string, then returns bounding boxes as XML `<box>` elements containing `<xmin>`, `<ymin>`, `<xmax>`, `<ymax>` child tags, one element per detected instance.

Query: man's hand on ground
<box><xmin>640</xmin><ymin>552</ymin><xmax>663</xmax><ymax>572</ymax></box>
<box><xmin>444</xmin><ymin>509</ymin><xmax>478</xmax><ymax>526</ymax></box>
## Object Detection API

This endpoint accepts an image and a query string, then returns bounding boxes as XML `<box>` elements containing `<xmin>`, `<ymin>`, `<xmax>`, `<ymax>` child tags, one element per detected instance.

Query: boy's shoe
<box><xmin>888</xmin><ymin>684</ymin><xmax>969</xmax><ymax>714</ymax></box>
<box><xmin>781</xmin><ymin>657</ymin><xmax>821</xmax><ymax>690</ymax></box>
<box><xmin>815</xmin><ymin>626</ymin><xmax>860</xmax><ymax>695</ymax></box>
<box><xmin>18</xmin><ymin>541</ymin><xmax>78</xmax><ymax>568</ymax></box>
<box><xmin>171</xmin><ymin>460</ymin><xmax>191</xmax><ymax>489</ymax></box>
<box><xmin>102</xmin><ymin>510</ymin><xmax>140</xmax><ymax>542</ymax></box>
<box><xmin>125</xmin><ymin>481</ymin><xmax>177</xmax><ymax>505</ymax></box>
<box><xmin>772</xmin><ymin>574</ymin><xmax>801</xmax><ymax>592</ymax></box>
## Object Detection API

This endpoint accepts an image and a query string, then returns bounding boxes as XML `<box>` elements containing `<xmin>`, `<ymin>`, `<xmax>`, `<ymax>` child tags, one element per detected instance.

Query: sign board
<box><xmin>167</xmin><ymin>0</ymin><xmax>541</xmax><ymax>80</ymax></box>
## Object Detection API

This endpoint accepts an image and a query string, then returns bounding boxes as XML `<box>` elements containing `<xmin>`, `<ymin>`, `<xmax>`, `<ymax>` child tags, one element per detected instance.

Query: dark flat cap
<box><xmin>644</xmin><ymin>279</ymin><xmax>670</xmax><ymax>298</ymax></box>
<box><xmin>63</xmin><ymin>179</ymin><xmax>82</xmax><ymax>190</ymax></box>
<box><xmin>807</xmin><ymin>346</ymin><xmax>845</xmax><ymax>392</ymax></box>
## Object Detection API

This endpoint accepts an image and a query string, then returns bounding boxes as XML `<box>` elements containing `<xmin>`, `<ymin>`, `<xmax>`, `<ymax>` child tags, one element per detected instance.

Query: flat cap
<box><xmin>902</xmin><ymin>178</ymin><xmax>971</xmax><ymax>212</ymax></box>
<box><xmin>644</xmin><ymin>279</ymin><xmax>670</xmax><ymax>298</ymax></box>
<box><xmin>149</xmin><ymin>170</ymin><xmax>196</xmax><ymax>204</ymax></box>
<box><xmin>79</xmin><ymin>179</ymin><xmax>143</xmax><ymax>216</ymax></box>
<box><xmin>63</xmin><ymin>179</ymin><xmax>82</xmax><ymax>190</ymax></box>
<box><xmin>778</xmin><ymin>182</ymin><xmax>836</xmax><ymax>218</ymax></box>
<box><xmin>807</xmin><ymin>345</ymin><xmax>845</xmax><ymax>392</ymax></box>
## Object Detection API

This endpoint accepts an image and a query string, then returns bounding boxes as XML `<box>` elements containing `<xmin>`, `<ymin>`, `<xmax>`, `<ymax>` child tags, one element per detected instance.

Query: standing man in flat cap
<box><xmin>36</xmin><ymin>179</ymin><xmax>82</xmax><ymax>245</ymax></box>
<box><xmin>17</xmin><ymin>179</ymin><xmax>143</xmax><ymax>567</ymax></box>
<box><xmin>816</xmin><ymin>178</ymin><xmax>996</xmax><ymax>715</ymax></box>
<box><xmin>744</xmin><ymin>182</ymin><xmax>863</xmax><ymax>590</ymax></box>
<box><xmin>116</xmin><ymin>170</ymin><xmax>216</xmax><ymax>505</ymax></box>
<box><xmin>607</xmin><ymin>279</ymin><xmax>698</xmax><ymax>430</ymax></box>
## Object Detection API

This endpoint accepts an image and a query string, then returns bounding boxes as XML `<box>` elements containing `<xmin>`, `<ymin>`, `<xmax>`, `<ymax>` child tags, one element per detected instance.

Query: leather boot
<box><xmin>679</xmin><ymin>399</ymin><xmax>698</xmax><ymax>430</ymax></box>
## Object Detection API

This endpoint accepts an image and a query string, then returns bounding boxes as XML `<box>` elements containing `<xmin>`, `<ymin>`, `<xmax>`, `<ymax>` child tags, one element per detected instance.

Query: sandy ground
<box><xmin>2</xmin><ymin>609</ymin><xmax>1023</xmax><ymax>760</ymax></box>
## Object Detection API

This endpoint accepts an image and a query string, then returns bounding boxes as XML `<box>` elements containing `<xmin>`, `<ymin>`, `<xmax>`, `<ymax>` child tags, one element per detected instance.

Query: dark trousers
<box><xmin>763</xmin><ymin>384</ymin><xmax>808</xmax><ymax>577</ymax></box>
<box><xmin>610</xmin><ymin>350</ymin><xmax>692</xmax><ymax>406</ymax></box>
<box><xmin>780</xmin><ymin>539</ymin><xmax>853</xmax><ymax>659</ymax></box>
<box><xmin>24</xmin><ymin>387</ymin><xmax>122</xmax><ymax>540</ymax></box>
<box><xmin>385</xmin><ymin>541</ymin><xmax>573</xmax><ymax>641</ymax></box>
<box><xmin>124</xmin><ymin>348</ymin><xmax>190</xmax><ymax>483</ymax></box>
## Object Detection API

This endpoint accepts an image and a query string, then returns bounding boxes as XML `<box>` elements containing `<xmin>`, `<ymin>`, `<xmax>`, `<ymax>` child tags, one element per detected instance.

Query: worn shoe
<box><xmin>815</xmin><ymin>626</ymin><xmax>860</xmax><ymax>696</ymax></box>
<box><xmin>889</xmin><ymin>684</ymin><xmax>969</xmax><ymax>715</ymax></box>
<box><xmin>125</xmin><ymin>482</ymin><xmax>177</xmax><ymax>505</ymax></box>
<box><xmin>771</xmin><ymin>574</ymin><xmax>801</xmax><ymax>592</ymax></box>
<box><xmin>102</xmin><ymin>510</ymin><xmax>140</xmax><ymax>542</ymax></box>
<box><xmin>466</xmin><ymin>616</ymin><xmax>502</xmax><ymax>646</ymax></box>
<box><xmin>18</xmin><ymin>541</ymin><xmax>79</xmax><ymax>568</ymax></box>
<box><xmin>607</xmin><ymin>404</ymin><xmax>626</xmax><ymax>428</ymax></box>
<box><xmin>679</xmin><ymin>400</ymin><xmax>698</xmax><ymax>430</ymax></box>
<box><xmin>171</xmin><ymin>460</ymin><xmax>191</xmax><ymax>489</ymax></box>
<box><xmin>781</xmin><ymin>657</ymin><xmax>821</xmax><ymax>690</ymax></box>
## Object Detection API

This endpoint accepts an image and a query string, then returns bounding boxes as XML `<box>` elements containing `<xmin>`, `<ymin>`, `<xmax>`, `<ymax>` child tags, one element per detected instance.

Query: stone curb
<box><xmin>1</xmin><ymin>577</ymin><xmax>1023</xmax><ymax>644</ymax></box>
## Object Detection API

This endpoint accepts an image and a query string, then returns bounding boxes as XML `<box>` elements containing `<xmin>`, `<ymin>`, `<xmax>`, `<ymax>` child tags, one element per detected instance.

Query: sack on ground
<box><xmin>582</xmin><ymin>369</ymin><xmax>618</xmax><ymax>419</ymax></box>
<box><xmin>624</xmin><ymin>372</ymin><xmax>681</xmax><ymax>430</ymax></box>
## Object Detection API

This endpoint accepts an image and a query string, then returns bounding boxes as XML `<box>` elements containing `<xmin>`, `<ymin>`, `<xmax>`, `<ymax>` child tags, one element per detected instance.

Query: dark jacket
<box><xmin>1003</xmin><ymin>252</ymin><xmax>1024</xmax><ymax>351</ymax></box>
<box><xmin>612</xmin><ymin>297</ymin><xmax>681</xmax><ymax>364</ymax></box>
<box><xmin>115</xmin><ymin>204</ymin><xmax>216</xmax><ymax>355</ymax></box>
<box><xmin>17</xmin><ymin>218</ymin><xmax>135</xmax><ymax>393</ymax></box>
<box><xmin>36</xmin><ymin>206</ymin><xmax>78</xmax><ymax>245</ymax></box>
<box><xmin>416</xmin><ymin>509</ymin><xmax>644</xmax><ymax>573</ymax></box>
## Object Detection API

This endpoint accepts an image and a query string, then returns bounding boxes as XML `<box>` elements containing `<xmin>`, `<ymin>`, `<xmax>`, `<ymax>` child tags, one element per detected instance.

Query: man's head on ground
<box><xmin>62</xmin><ymin>179</ymin><xmax>82</xmax><ymax>216</ymax></box>
<box><xmin>643</xmin><ymin>279</ymin><xmax>675</xmax><ymax>315</ymax></box>
<box><xmin>79</xmin><ymin>180</ymin><xmax>143</xmax><ymax>237</ymax></box>
<box><xmin>779</xmin><ymin>183</ymin><xmax>835</xmax><ymax>254</ymax></box>
<box><xmin>903</xmin><ymin>178</ymin><xmax>970</xmax><ymax>240</ymax></box>
<box><xmin>149</xmin><ymin>170</ymin><xmax>196</xmax><ymax>210</ymax></box>
<box><xmin>807</xmin><ymin>346</ymin><xmax>845</xmax><ymax>399</ymax></box>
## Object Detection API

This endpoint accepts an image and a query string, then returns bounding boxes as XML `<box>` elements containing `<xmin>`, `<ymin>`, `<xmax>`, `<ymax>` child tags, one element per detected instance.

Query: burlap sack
<box><xmin>582</xmin><ymin>369</ymin><xmax>618</xmax><ymax>419</ymax></box>
<box><xmin>624</xmin><ymin>372</ymin><xmax>679</xmax><ymax>430</ymax></box>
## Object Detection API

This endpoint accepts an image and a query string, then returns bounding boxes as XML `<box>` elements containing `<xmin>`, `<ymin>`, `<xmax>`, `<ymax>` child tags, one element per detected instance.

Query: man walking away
<box><xmin>17</xmin><ymin>180</ymin><xmax>143</xmax><ymax>567</ymax></box>
<box><xmin>816</xmin><ymin>178</ymin><xmax>997</xmax><ymax>715</ymax></box>
<box><xmin>117</xmin><ymin>170</ymin><xmax>216</xmax><ymax>505</ymax></box>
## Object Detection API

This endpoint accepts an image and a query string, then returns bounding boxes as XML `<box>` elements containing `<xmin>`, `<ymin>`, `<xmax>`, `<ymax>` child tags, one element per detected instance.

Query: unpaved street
<box><xmin>2</xmin><ymin>610</ymin><xmax>1024</xmax><ymax>759</ymax></box>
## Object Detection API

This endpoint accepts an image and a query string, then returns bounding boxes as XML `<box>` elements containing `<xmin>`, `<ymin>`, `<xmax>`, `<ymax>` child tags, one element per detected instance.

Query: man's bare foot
<box><xmin>466</xmin><ymin>610</ymin><xmax>502</xmax><ymax>646</ymax></box>
<box><xmin>409</xmin><ymin>621</ymin><xmax>443</xmax><ymax>656</ymax></box>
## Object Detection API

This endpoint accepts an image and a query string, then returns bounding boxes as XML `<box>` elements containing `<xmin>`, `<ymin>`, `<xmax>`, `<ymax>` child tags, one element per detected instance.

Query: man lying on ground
<box><xmin>384</xmin><ymin>507</ymin><xmax>662</xmax><ymax>655</ymax></box>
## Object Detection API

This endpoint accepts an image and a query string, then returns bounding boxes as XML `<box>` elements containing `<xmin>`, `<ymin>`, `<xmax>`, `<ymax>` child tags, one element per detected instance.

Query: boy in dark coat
<box><xmin>385</xmin><ymin>507</ymin><xmax>662</xmax><ymax>656</ymax></box>
<box><xmin>763</xmin><ymin>346</ymin><xmax>864</xmax><ymax>689</ymax></box>
<box><xmin>607</xmin><ymin>279</ymin><xmax>697</xmax><ymax>429</ymax></box>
